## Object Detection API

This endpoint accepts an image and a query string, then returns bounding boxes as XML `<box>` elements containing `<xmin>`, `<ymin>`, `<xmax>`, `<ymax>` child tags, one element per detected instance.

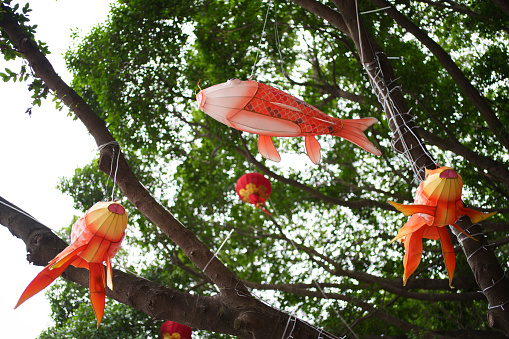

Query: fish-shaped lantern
<box><xmin>389</xmin><ymin>167</ymin><xmax>496</xmax><ymax>286</ymax></box>
<box><xmin>15</xmin><ymin>201</ymin><xmax>128</xmax><ymax>327</ymax></box>
<box><xmin>196</xmin><ymin>79</ymin><xmax>381</xmax><ymax>164</ymax></box>
<box><xmin>160</xmin><ymin>320</ymin><xmax>192</xmax><ymax>339</ymax></box>
<box><xmin>236</xmin><ymin>172</ymin><xmax>272</xmax><ymax>215</ymax></box>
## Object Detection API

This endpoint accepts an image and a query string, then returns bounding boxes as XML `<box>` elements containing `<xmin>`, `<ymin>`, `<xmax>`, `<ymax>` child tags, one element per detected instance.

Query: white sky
<box><xmin>0</xmin><ymin>1</ymin><xmax>113</xmax><ymax>337</ymax></box>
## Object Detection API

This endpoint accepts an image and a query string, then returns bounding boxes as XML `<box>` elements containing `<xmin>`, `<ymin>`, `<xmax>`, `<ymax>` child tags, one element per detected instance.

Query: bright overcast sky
<box><xmin>0</xmin><ymin>1</ymin><xmax>113</xmax><ymax>337</ymax></box>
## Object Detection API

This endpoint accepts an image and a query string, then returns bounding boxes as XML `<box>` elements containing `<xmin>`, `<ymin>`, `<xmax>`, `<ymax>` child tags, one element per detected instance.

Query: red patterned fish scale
<box><xmin>243</xmin><ymin>83</ymin><xmax>343</xmax><ymax>135</ymax></box>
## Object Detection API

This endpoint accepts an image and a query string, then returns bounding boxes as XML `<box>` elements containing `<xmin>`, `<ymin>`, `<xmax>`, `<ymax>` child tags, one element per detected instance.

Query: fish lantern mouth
<box><xmin>440</xmin><ymin>169</ymin><xmax>458</xmax><ymax>179</ymax></box>
<box><xmin>196</xmin><ymin>92</ymin><xmax>205</xmax><ymax>108</ymax></box>
<box><xmin>108</xmin><ymin>203</ymin><xmax>125</xmax><ymax>215</ymax></box>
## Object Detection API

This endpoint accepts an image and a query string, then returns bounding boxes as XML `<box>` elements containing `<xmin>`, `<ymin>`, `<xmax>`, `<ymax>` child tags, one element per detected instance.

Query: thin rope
<box><xmin>98</xmin><ymin>141</ymin><xmax>120</xmax><ymax>200</ymax></box>
<box><xmin>273</xmin><ymin>1</ymin><xmax>287</xmax><ymax>77</ymax></box>
<box><xmin>250</xmin><ymin>1</ymin><xmax>272</xmax><ymax>80</ymax></box>
<box><xmin>360</xmin><ymin>6</ymin><xmax>391</xmax><ymax>15</ymax></box>
<box><xmin>112</xmin><ymin>148</ymin><xmax>120</xmax><ymax>200</ymax></box>
<box><xmin>0</xmin><ymin>199</ymin><xmax>40</xmax><ymax>223</ymax></box>
<box><xmin>203</xmin><ymin>229</ymin><xmax>235</xmax><ymax>272</ymax></box>
<box><xmin>281</xmin><ymin>315</ymin><xmax>297</xmax><ymax>339</ymax></box>
<box><xmin>482</xmin><ymin>271</ymin><xmax>507</xmax><ymax>294</ymax></box>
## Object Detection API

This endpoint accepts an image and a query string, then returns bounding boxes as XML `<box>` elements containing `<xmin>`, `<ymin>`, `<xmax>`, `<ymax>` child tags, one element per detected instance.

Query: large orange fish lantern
<box><xmin>196</xmin><ymin>79</ymin><xmax>381</xmax><ymax>164</ymax></box>
<box><xmin>15</xmin><ymin>201</ymin><xmax>128</xmax><ymax>327</ymax></box>
<box><xmin>236</xmin><ymin>172</ymin><xmax>272</xmax><ymax>215</ymax></box>
<box><xmin>389</xmin><ymin>167</ymin><xmax>497</xmax><ymax>286</ymax></box>
<box><xmin>160</xmin><ymin>321</ymin><xmax>192</xmax><ymax>339</ymax></box>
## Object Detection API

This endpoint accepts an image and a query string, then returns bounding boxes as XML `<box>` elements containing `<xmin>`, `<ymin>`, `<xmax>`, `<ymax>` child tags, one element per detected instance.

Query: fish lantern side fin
<box><xmin>305</xmin><ymin>135</ymin><xmax>321</xmax><ymax>165</ymax></box>
<box><xmin>258</xmin><ymin>135</ymin><xmax>281</xmax><ymax>162</ymax></box>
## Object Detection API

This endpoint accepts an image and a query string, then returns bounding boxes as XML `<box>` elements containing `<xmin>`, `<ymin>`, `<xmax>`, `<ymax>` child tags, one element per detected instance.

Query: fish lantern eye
<box><xmin>226</xmin><ymin>78</ymin><xmax>241</xmax><ymax>85</ymax></box>
<box><xmin>196</xmin><ymin>92</ymin><xmax>204</xmax><ymax>108</ymax></box>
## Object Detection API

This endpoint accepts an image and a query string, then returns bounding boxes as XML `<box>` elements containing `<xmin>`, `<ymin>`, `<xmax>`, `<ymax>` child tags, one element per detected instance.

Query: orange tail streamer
<box><xmin>89</xmin><ymin>262</ymin><xmax>106</xmax><ymax>327</ymax></box>
<box><xmin>15</xmin><ymin>248</ymin><xmax>81</xmax><ymax>309</ymax></box>
<box><xmin>390</xmin><ymin>215</ymin><xmax>427</xmax><ymax>243</ymax></box>
<box><xmin>437</xmin><ymin>227</ymin><xmax>456</xmax><ymax>287</ymax></box>
<box><xmin>402</xmin><ymin>227</ymin><xmax>425</xmax><ymax>286</ymax></box>
<box><xmin>334</xmin><ymin>118</ymin><xmax>381</xmax><ymax>156</ymax></box>
<box><xmin>260</xmin><ymin>205</ymin><xmax>272</xmax><ymax>216</ymax></box>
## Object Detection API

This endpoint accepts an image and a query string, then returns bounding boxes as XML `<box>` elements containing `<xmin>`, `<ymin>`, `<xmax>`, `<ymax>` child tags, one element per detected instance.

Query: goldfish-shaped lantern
<box><xmin>389</xmin><ymin>167</ymin><xmax>496</xmax><ymax>286</ymax></box>
<box><xmin>160</xmin><ymin>321</ymin><xmax>192</xmax><ymax>339</ymax></box>
<box><xmin>15</xmin><ymin>201</ymin><xmax>128</xmax><ymax>327</ymax></box>
<box><xmin>236</xmin><ymin>172</ymin><xmax>272</xmax><ymax>215</ymax></box>
<box><xmin>196</xmin><ymin>79</ymin><xmax>381</xmax><ymax>164</ymax></box>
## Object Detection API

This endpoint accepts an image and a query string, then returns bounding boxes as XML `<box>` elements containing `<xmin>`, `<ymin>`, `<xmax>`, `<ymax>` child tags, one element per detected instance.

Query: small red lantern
<box><xmin>236</xmin><ymin>172</ymin><xmax>272</xmax><ymax>215</ymax></box>
<box><xmin>160</xmin><ymin>321</ymin><xmax>192</xmax><ymax>339</ymax></box>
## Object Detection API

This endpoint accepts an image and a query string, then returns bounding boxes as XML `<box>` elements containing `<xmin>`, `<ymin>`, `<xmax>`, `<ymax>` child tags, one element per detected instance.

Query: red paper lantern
<box><xmin>236</xmin><ymin>172</ymin><xmax>272</xmax><ymax>214</ymax></box>
<box><xmin>160</xmin><ymin>321</ymin><xmax>192</xmax><ymax>339</ymax></box>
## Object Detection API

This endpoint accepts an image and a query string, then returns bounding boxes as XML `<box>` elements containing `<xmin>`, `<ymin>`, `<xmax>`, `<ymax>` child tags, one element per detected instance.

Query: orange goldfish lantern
<box><xmin>389</xmin><ymin>167</ymin><xmax>497</xmax><ymax>286</ymax></box>
<box><xmin>160</xmin><ymin>321</ymin><xmax>192</xmax><ymax>339</ymax></box>
<box><xmin>236</xmin><ymin>172</ymin><xmax>272</xmax><ymax>215</ymax></box>
<box><xmin>15</xmin><ymin>201</ymin><xmax>128</xmax><ymax>327</ymax></box>
<box><xmin>196</xmin><ymin>79</ymin><xmax>381</xmax><ymax>164</ymax></box>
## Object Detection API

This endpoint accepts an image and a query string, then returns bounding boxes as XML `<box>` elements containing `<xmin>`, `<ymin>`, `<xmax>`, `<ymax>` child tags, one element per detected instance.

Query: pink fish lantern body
<box><xmin>196</xmin><ymin>79</ymin><xmax>381</xmax><ymax>164</ymax></box>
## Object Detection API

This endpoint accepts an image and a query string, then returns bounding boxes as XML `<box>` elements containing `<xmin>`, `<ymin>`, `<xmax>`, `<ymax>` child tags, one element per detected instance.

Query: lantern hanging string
<box><xmin>203</xmin><ymin>229</ymin><xmax>235</xmax><ymax>273</ymax></box>
<box><xmin>0</xmin><ymin>198</ymin><xmax>40</xmax><ymax>223</ymax></box>
<box><xmin>98</xmin><ymin>141</ymin><xmax>121</xmax><ymax>201</ymax></box>
<box><xmin>249</xmin><ymin>1</ymin><xmax>272</xmax><ymax>80</ymax></box>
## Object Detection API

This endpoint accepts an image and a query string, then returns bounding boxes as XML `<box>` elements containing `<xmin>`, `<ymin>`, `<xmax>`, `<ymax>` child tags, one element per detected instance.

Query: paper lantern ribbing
<box><xmin>236</xmin><ymin>172</ymin><xmax>272</xmax><ymax>215</ymax></box>
<box><xmin>160</xmin><ymin>321</ymin><xmax>192</xmax><ymax>339</ymax></box>
<box><xmin>15</xmin><ymin>201</ymin><xmax>128</xmax><ymax>327</ymax></box>
<box><xmin>389</xmin><ymin>167</ymin><xmax>497</xmax><ymax>286</ymax></box>
<box><xmin>196</xmin><ymin>79</ymin><xmax>381</xmax><ymax>164</ymax></box>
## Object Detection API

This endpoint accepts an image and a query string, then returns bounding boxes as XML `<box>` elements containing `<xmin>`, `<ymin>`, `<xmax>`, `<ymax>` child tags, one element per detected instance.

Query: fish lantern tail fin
<box><xmin>89</xmin><ymin>262</ymin><xmax>106</xmax><ymax>327</ymax></box>
<box><xmin>15</xmin><ymin>246</ymin><xmax>83</xmax><ymax>309</ymax></box>
<box><xmin>333</xmin><ymin>118</ymin><xmax>381</xmax><ymax>156</ymax></box>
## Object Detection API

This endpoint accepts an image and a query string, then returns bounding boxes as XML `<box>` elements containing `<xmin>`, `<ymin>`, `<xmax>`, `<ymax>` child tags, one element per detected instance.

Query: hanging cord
<box><xmin>273</xmin><ymin>1</ymin><xmax>287</xmax><ymax>78</ymax></box>
<box><xmin>0</xmin><ymin>199</ymin><xmax>40</xmax><ymax>224</ymax></box>
<box><xmin>203</xmin><ymin>229</ymin><xmax>235</xmax><ymax>272</ymax></box>
<box><xmin>98</xmin><ymin>141</ymin><xmax>121</xmax><ymax>201</ymax></box>
<box><xmin>281</xmin><ymin>314</ymin><xmax>297</xmax><ymax>339</ymax></box>
<box><xmin>250</xmin><ymin>1</ymin><xmax>272</xmax><ymax>80</ymax></box>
